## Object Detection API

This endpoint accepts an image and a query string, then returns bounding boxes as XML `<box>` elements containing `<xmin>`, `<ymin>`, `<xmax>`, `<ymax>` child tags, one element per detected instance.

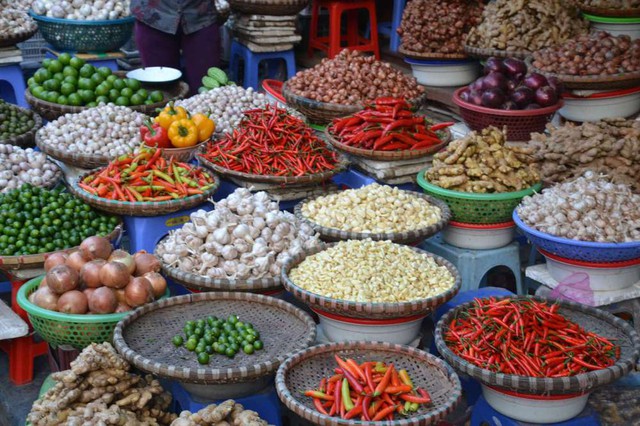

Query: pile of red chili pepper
<box><xmin>329</xmin><ymin>98</ymin><xmax>453</xmax><ymax>151</ymax></box>
<box><xmin>199</xmin><ymin>105</ymin><xmax>339</xmax><ymax>177</ymax></box>
<box><xmin>304</xmin><ymin>355</ymin><xmax>432</xmax><ymax>421</ymax></box>
<box><xmin>79</xmin><ymin>146</ymin><xmax>216</xmax><ymax>202</ymax></box>
<box><xmin>444</xmin><ymin>298</ymin><xmax>620</xmax><ymax>378</ymax></box>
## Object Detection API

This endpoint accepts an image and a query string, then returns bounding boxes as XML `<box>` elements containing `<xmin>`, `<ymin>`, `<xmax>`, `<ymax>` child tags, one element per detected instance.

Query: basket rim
<box><xmin>463</xmin><ymin>44</ymin><xmax>530</xmax><ymax>59</ymax></box>
<box><xmin>282</xmin><ymin>82</ymin><xmax>364</xmax><ymax>113</ymax></box>
<box><xmin>452</xmin><ymin>87</ymin><xmax>563</xmax><ymax>116</ymax></box>
<box><xmin>17</xmin><ymin>275</ymin><xmax>170</xmax><ymax>323</ymax></box>
<box><xmin>112</xmin><ymin>291</ymin><xmax>317</xmax><ymax>383</ymax></box>
<box><xmin>434</xmin><ymin>295</ymin><xmax>640</xmax><ymax>393</ymax></box>
<box><xmin>294</xmin><ymin>191</ymin><xmax>452</xmax><ymax>243</ymax></box>
<box><xmin>417</xmin><ymin>168</ymin><xmax>542</xmax><ymax>201</ymax></box>
<box><xmin>29</xmin><ymin>10</ymin><xmax>135</xmax><ymax>26</ymax></box>
<box><xmin>262</xmin><ymin>79</ymin><xmax>286</xmax><ymax>103</ymax></box>
<box><xmin>582</xmin><ymin>12</ymin><xmax>640</xmax><ymax>22</ymax></box>
<box><xmin>0</xmin><ymin>26</ymin><xmax>38</xmax><ymax>48</ymax></box>
<box><xmin>577</xmin><ymin>3</ymin><xmax>640</xmax><ymax>17</ymax></box>
<box><xmin>513</xmin><ymin>210</ymin><xmax>640</xmax><ymax>250</ymax></box>
<box><xmin>449</xmin><ymin>220</ymin><xmax>515</xmax><ymax>229</ymax></box>
<box><xmin>399</xmin><ymin>45</ymin><xmax>469</xmax><ymax>60</ymax></box>
<box><xmin>35</xmin><ymin>131</ymin><xmax>124</xmax><ymax>168</ymax></box>
<box><xmin>525</xmin><ymin>58</ymin><xmax>640</xmax><ymax>86</ymax></box>
<box><xmin>0</xmin><ymin>106</ymin><xmax>43</xmax><ymax>146</ymax></box>
<box><xmin>281</xmin><ymin>243</ymin><xmax>461</xmax><ymax>318</ymax></box>
<box><xmin>538</xmin><ymin>248</ymin><xmax>640</xmax><ymax>268</ymax></box>
<box><xmin>275</xmin><ymin>341</ymin><xmax>463</xmax><ymax>426</ymax></box>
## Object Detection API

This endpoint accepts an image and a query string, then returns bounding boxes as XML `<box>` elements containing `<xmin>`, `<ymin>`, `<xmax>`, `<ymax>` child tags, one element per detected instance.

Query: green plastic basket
<box><xmin>17</xmin><ymin>276</ymin><xmax>170</xmax><ymax>349</ymax></box>
<box><xmin>416</xmin><ymin>168</ymin><xmax>541</xmax><ymax>224</ymax></box>
<box><xmin>29</xmin><ymin>12</ymin><xmax>134</xmax><ymax>53</ymax></box>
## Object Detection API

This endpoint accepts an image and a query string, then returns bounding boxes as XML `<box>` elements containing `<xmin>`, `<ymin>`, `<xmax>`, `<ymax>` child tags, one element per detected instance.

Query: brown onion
<box><xmin>46</xmin><ymin>264</ymin><xmax>79</xmax><ymax>295</ymax></box>
<box><xmin>115</xmin><ymin>303</ymin><xmax>132</xmax><ymax>313</ymax></box>
<box><xmin>143</xmin><ymin>272</ymin><xmax>167</xmax><ymax>298</ymax></box>
<box><xmin>99</xmin><ymin>261</ymin><xmax>131</xmax><ymax>289</ymax></box>
<box><xmin>79</xmin><ymin>236</ymin><xmax>112</xmax><ymax>261</ymax></box>
<box><xmin>66</xmin><ymin>251</ymin><xmax>88</xmax><ymax>273</ymax></box>
<box><xmin>109</xmin><ymin>249</ymin><xmax>135</xmax><ymax>275</ymax></box>
<box><xmin>80</xmin><ymin>259</ymin><xmax>106</xmax><ymax>288</ymax></box>
<box><xmin>125</xmin><ymin>276</ymin><xmax>154</xmax><ymax>307</ymax></box>
<box><xmin>57</xmin><ymin>290</ymin><xmax>88</xmax><ymax>314</ymax></box>
<box><xmin>33</xmin><ymin>286</ymin><xmax>59</xmax><ymax>311</ymax></box>
<box><xmin>83</xmin><ymin>288</ymin><xmax>96</xmax><ymax>300</ymax></box>
<box><xmin>44</xmin><ymin>252</ymin><xmax>68</xmax><ymax>272</ymax></box>
<box><xmin>133</xmin><ymin>252</ymin><xmax>161</xmax><ymax>276</ymax></box>
<box><xmin>88</xmin><ymin>287</ymin><xmax>118</xmax><ymax>314</ymax></box>
<box><xmin>114</xmin><ymin>288</ymin><xmax>127</xmax><ymax>304</ymax></box>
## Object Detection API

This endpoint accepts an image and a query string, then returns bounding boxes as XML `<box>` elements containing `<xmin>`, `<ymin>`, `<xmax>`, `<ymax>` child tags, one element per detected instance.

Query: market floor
<box><xmin>0</xmin><ymin>350</ymin><xmax>48</xmax><ymax>426</ymax></box>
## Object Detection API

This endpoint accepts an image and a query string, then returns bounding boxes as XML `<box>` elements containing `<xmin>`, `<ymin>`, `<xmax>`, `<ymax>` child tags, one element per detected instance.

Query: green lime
<box><xmin>130</xmin><ymin>94</ymin><xmax>144</xmax><ymax>105</ymax></box>
<box><xmin>225</xmin><ymin>347</ymin><xmax>236</xmax><ymax>358</ymax></box>
<box><xmin>144</xmin><ymin>99</ymin><xmax>154</xmax><ymax>105</ymax></box>
<box><xmin>69</xmin><ymin>57</ymin><xmax>85</xmax><ymax>69</ymax></box>
<box><xmin>78</xmin><ymin>77</ymin><xmax>95</xmax><ymax>91</ymax></box>
<box><xmin>56</xmin><ymin>95</ymin><xmax>69</xmax><ymax>105</ymax></box>
<box><xmin>79</xmin><ymin>64</ymin><xmax>95</xmax><ymax>78</ymax></box>
<box><xmin>63</xmin><ymin>75</ymin><xmax>78</xmax><ymax>85</ymax></box>
<box><xmin>45</xmin><ymin>91</ymin><xmax>59</xmax><ymax>103</ymax></box>
<box><xmin>120</xmin><ymin>87</ymin><xmax>133</xmax><ymax>98</ymax></box>
<box><xmin>150</xmin><ymin>90</ymin><xmax>164</xmax><ymax>103</ymax></box>
<box><xmin>106</xmin><ymin>74</ymin><xmax>118</xmax><ymax>83</ymax></box>
<box><xmin>136</xmin><ymin>88</ymin><xmax>148</xmax><ymax>99</ymax></box>
<box><xmin>108</xmin><ymin>89</ymin><xmax>120</xmax><ymax>101</ymax></box>
<box><xmin>33</xmin><ymin>69</ymin><xmax>51</xmax><ymax>84</ymax></box>
<box><xmin>68</xmin><ymin>93</ymin><xmax>82</xmax><ymax>106</ymax></box>
<box><xmin>53</xmin><ymin>72</ymin><xmax>64</xmax><ymax>82</ymax></box>
<box><xmin>172</xmin><ymin>335</ymin><xmax>184</xmax><ymax>347</ymax></box>
<box><xmin>86</xmin><ymin>101</ymin><xmax>98</xmax><ymax>108</ymax></box>
<box><xmin>41</xmin><ymin>58</ymin><xmax>52</xmax><ymax>69</ymax></box>
<box><xmin>58</xmin><ymin>53</ymin><xmax>72</xmax><ymax>65</ymax></box>
<box><xmin>44</xmin><ymin>79</ymin><xmax>60</xmax><ymax>91</ymax></box>
<box><xmin>112</xmin><ymin>78</ymin><xmax>126</xmax><ymax>90</ymax></box>
<box><xmin>185</xmin><ymin>339</ymin><xmax>197</xmax><ymax>351</ymax></box>
<box><xmin>197</xmin><ymin>352</ymin><xmax>210</xmax><ymax>364</ymax></box>
<box><xmin>79</xmin><ymin>90</ymin><xmax>95</xmax><ymax>103</ymax></box>
<box><xmin>47</xmin><ymin>59</ymin><xmax>63</xmax><ymax>74</ymax></box>
<box><xmin>90</xmin><ymin>73</ymin><xmax>104</xmax><ymax>86</ymax></box>
<box><xmin>95</xmin><ymin>84</ymin><xmax>109</xmax><ymax>97</ymax></box>
<box><xmin>227</xmin><ymin>315</ymin><xmax>238</xmax><ymax>325</ymax></box>
<box><xmin>97</xmin><ymin>66</ymin><xmax>112</xmax><ymax>78</ymax></box>
<box><xmin>125</xmin><ymin>78</ymin><xmax>141</xmax><ymax>91</ymax></box>
<box><xmin>95</xmin><ymin>95</ymin><xmax>109</xmax><ymax>104</ymax></box>
<box><xmin>243</xmin><ymin>344</ymin><xmax>254</xmax><ymax>355</ymax></box>
<box><xmin>60</xmin><ymin>82</ymin><xmax>75</xmax><ymax>96</ymax></box>
<box><xmin>30</xmin><ymin>86</ymin><xmax>45</xmax><ymax>99</ymax></box>
<box><xmin>115</xmin><ymin>96</ymin><xmax>130</xmax><ymax>106</ymax></box>
<box><xmin>253</xmin><ymin>340</ymin><xmax>263</xmax><ymax>350</ymax></box>
<box><xmin>27</xmin><ymin>77</ymin><xmax>37</xmax><ymax>87</ymax></box>
<box><xmin>62</xmin><ymin>66</ymin><xmax>78</xmax><ymax>78</ymax></box>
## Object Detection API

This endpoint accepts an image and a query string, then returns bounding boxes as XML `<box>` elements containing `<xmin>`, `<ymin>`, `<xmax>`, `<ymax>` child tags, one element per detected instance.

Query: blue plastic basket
<box><xmin>513</xmin><ymin>210</ymin><xmax>640</xmax><ymax>262</ymax></box>
<box><xmin>30</xmin><ymin>12</ymin><xmax>134</xmax><ymax>53</ymax></box>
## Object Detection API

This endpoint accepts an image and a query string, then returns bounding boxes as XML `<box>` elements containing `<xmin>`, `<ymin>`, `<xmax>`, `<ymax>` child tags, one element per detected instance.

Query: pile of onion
<box><xmin>31</xmin><ymin>236</ymin><xmax>166</xmax><ymax>314</ymax></box>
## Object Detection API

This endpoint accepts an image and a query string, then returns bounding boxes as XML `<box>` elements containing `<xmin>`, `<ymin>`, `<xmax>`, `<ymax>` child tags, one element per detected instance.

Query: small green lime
<box><xmin>225</xmin><ymin>347</ymin><xmax>236</xmax><ymax>358</ymax></box>
<box><xmin>90</xmin><ymin>73</ymin><xmax>104</xmax><ymax>85</ymax></box>
<box><xmin>108</xmin><ymin>89</ymin><xmax>120</xmax><ymax>101</ymax></box>
<box><xmin>120</xmin><ymin>87</ymin><xmax>134</xmax><ymax>98</ymax></box>
<box><xmin>115</xmin><ymin>96</ymin><xmax>129</xmax><ymax>106</ymax></box>
<box><xmin>53</xmin><ymin>72</ymin><xmax>64</xmax><ymax>82</ymax></box>
<box><xmin>45</xmin><ymin>91</ymin><xmax>59</xmax><ymax>103</ymax></box>
<box><xmin>68</xmin><ymin>93</ymin><xmax>82</xmax><ymax>106</ymax></box>
<box><xmin>197</xmin><ymin>352</ymin><xmax>210</xmax><ymax>364</ymax></box>
<box><xmin>243</xmin><ymin>344</ymin><xmax>254</xmax><ymax>355</ymax></box>
<box><xmin>79</xmin><ymin>64</ymin><xmax>95</xmax><ymax>78</ymax></box>
<box><xmin>30</xmin><ymin>86</ymin><xmax>45</xmax><ymax>99</ymax></box>
<box><xmin>62</xmin><ymin>66</ymin><xmax>79</xmax><ymax>78</ymax></box>
<box><xmin>112</xmin><ymin>79</ymin><xmax>126</xmax><ymax>90</ymax></box>
<box><xmin>47</xmin><ymin>59</ymin><xmax>63</xmax><ymax>74</ymax></box>
<box><xmin>58</xmin><ymin>53</ymin><xmax>72</xmax><ymax>65</ymax></box>
<box><xmin>41</xmin><ymin>58</ymin><xmax>52</xmax><ymax>68</ymax></box>
<box><xmin>69</xmin><ymin>57</ymin><xmax>85</xmax><ymax>69</ymax></box>
<box><xmin>136</xmin><ymin>88</ymin><xmax>148</xmax><ymax>99</ymax></box>
<box><xmin>185</xmin><ymin>338</ymin><xmax>197</xmax><ymax>351</ymax></box>
<box><xmin>97</xmin><ymin>66</ymin><xmax>112</xmax><ymax>78</ymax></box>
<box><xmin>79</xmin><ymin>90</ymin><xmax>95</xmax><ymax>103</ymax></box>
<box><xmin>56</xmin><ymin>95</ymin><xmax>69</xmax><ymax>105</ymax></box>
<box><xmin>44</xmin><ymin>79</ymin><xmax>61</xmax><ymax>91</ymax></box>
<box><xmin>94</xmin><ymin>84</ymin><xmax>109</xmax><ymax>97</ymax></box>
<box><xmin>150</xmin><ymin>90</ymin><xmax>164</xmax><ymax>102</ymax></box>
<box><xmin>60</xmin><ymin>82</ymin><xmax>75</xmax><ymax>96</ymax></box>
<box><xmin>144</xmin><ymin>99</ymin><xmax>154</xmax><ymax>105</ymax></box>
<box><xmin>129</xmin><ymin>94</ymin><xmax>144</xmax><ymax>105</ymax></box>
<box><xmin>95</xmin><ymin>95</ymin><xmax>110</xmax><ymax>104</ymax></box>
<box><xmin>63</xmin><ymin>75</ymin><xmax>77</xmax><ymax>85</ymax></box>
<box><xmin>172</xmin><ymin>335</ymin><xmax>184</xmax><ymax>347</ymax></box>
<box><xmin>253</xmin><ymin>340</ymin><xmax>263</xmax><ymax>350</ymax></box>
<box><xmin>106</xmin><ymin>74</ymin><xmax>118</xmax><ymax>83</ymax></box>
<box><xmin>33</xmin><ymin>69</ymin><xmax>51</xmax><ymax>84</ymax></box>
<box><xmin>27</xmin><ymin>77</ymin><xmax>37</xmax><ymax>87</ymax></box>
<box><xmin>78</xmin><ymin>77</ymin><xmax>95</xmax><ymax>91</ymax></box>
<box><xmin>125</xmin><ymin>78</ymin><xmax>141</xmax><ymax>91</ymax></box>
<box><xmin>86</xmin><ymin>101</ymin><xmax>98</xmax><ymax>107</ymax></box>
<box><xmin>227</xmin><ymin>315</ymin><xmax>238</xmax><ymax>325</ymax></box>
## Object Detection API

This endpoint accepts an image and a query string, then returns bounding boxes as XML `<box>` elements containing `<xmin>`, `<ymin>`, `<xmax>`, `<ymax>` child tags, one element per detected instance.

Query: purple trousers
<box><xmin>135</xmin><ymin>21</ymin><xmax>221</xmax><ymax>96</ymax></box>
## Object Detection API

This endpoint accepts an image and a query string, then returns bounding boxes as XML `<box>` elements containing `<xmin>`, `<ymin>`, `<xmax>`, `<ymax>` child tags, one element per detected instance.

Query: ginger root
<box><xmin>171</xmin><ymin>400</ymin><xmax>270</xmax><ymax>426</ymax></box>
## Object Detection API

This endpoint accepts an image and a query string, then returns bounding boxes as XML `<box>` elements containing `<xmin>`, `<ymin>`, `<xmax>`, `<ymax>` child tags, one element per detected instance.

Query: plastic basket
<box><xmin>513</xmin><ymin>211</ymin><xmax>640</xmax><ymax>263</ymax></box>
<box><xmin>17</xmin><ymin>276</ymin><xmax>170</xmax><ymax>349</ymax></box>
<box><xmin>16</xmin><ymin>31</ymin><xmax>46</xmax><ymax>63</ymax></box>
<box><xmin>417</xmin><ymin>169</ymin><xmax>541</xmax><ymax>224</ymax></box>
<box><xmin>29</xmin><ymin>12</ymin><xmax>134</xmax><ymax>53</ymax></box>
<box><xmin>452</xmin><ymin>87</ymin><xmax>562</xmax><ymax>142</ymax></box>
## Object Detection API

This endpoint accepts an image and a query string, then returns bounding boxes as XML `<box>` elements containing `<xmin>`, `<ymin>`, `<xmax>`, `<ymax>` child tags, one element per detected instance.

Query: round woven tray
<box><xmin>294</xmin><ymin>192</ymin><xmax>451</xmax><ymax>244</ymax></box>
<box><xmin>463</xmin><ymin>45</ymin><xmax>530</xmax><ymax>60</ymax></box>
<box><xmin>324</xmin><ymin>126</ymin><xmax>450</xmax><ymax>161</ymax></box>
<box><xmin>281</xmin><ymin>244</ymin><xmax>461</xmax><ymax>319</ymax></box>
<box><xmin>526</xmin><ymin>58</ymin><xmax>640</xmax><ymax>91</ymax></box>
<box><xmin>198</xmin><ymin>151</ymin><xmax>349</xmax><ymax>186</ymax></box>
<box><xmin>229</xmin><ymin>0</ymin><xmax>309</xmax><ymax>15</ymax></box>
<box><xmin>276</xmin><ymin>341</ymin><xmax>462</xmax><ymax>426</ymax></box>
<box><xmin>0</xmin><ymin>224</ymin><xmax>121</xmax><ymax>271</ymax></box>
<box><xmin>0</xmin><ymin>27</ymin><xmax>38</xmax><ymax>48</ymax></box>
<box><xmin>68</xmin><ymin>168</ymin><xmax>219</xmax><ymax>217</ymax></box>
<box><xmin>35</xmin><ymin>132</ymin><xmax>129</xmax><ymax>169</ymax></box>
<box><xmin>435</xmin><ymin>295</ymin><xmax>640</xmax><ymax>395</ymax></box>
<box><xmin>0</xmin><ymin>108</ymin><xmax>42</xmax><ymax>148</ymax></box>
<box><xmin>399</xmin><ymin>46</ymin><xmax>469</xmax><ymax>60</ymax></box>
<box><xmin>25</xmin><ymin>75</ymin><xmax>189</xmax><ymax>121</ymax></box>
<box><xmin>578</xmin><ymin>2</ymin><xmax>640</xmax><ymax>17</ymax></box>
<box><xmin>113</xmin><ymin>292</ymin><xmax>317</xmax><ymax>385</ymax></box>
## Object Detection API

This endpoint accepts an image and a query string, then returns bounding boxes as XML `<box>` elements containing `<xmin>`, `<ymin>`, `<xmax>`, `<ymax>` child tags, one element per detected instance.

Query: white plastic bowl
<box><xmin>583</xmin><ymin>13</ymin><xmax>640</xmax><ymax>40</ymax></box>
<box><xmin>313</xmin><ymin>309</ymin><xmax>425</xmax><ymax>345</ymax></box>
<box><xmin>442</xmin><ymin>221</ymin><xmax>516</xmax><ymax>250</ymax></box>
<box><xmin>482</xmin><ymin>385</ymin><xmax>590</xmax><ymax>423</ymax></box>
<box><xmin>560</xmin><ymin>87</ymin><xmax>640</xmax><ymax>122</ymax></box>
<box><xmin>541</xmin><ymin>249</ymin><xmax>640</xmax><ymax>291</ymax></box>
<box><xmin>126</xmin><ymin>67</ymin><xmax>182</xmax><ymax>83</ymax></box>
<box><xmin>404</xmin><ymin>58</ymin><xmax>480</xmax><ymax>87</ymax></box>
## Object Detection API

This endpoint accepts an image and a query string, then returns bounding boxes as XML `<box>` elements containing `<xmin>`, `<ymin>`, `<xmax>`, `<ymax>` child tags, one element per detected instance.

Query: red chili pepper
<box><xmin>372</xmin><ymin>405</ymin><xmax>397</xmax><ymax>421</ymax></box>
<box><xmin>429</xmin><ymin>121</ymin><xmax>455</xmax><ymax>131</ymax></box>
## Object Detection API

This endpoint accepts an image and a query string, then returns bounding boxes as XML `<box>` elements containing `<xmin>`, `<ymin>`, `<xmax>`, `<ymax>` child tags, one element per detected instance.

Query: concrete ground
<box><xmin>0</xmin><ymin>350</ymin><xmax>48</xmax><ymax>426</ymax></box>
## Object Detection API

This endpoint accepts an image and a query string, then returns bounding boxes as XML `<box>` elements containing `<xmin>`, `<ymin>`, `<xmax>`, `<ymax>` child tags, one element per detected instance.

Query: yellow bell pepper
<box><xmin>191</xmin><ymin>113</ymin><xmax>216</xmax><ymax>142</ymax></box>
<box><xmin>168</xmin><ymin>119</ymin><xmax>199</xmax><ymax>147</ymax></box>
<box><xmin>155</xmin><ymin>102</ymin><xmax>188</xmax><ymax>130</ymax></box>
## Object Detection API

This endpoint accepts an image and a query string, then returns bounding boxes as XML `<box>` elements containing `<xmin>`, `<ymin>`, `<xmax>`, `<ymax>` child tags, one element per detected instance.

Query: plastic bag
<box><xmin>549</xmin><ymin>272</ymin><xmax>595</xmax><ymax>306</ymax></box>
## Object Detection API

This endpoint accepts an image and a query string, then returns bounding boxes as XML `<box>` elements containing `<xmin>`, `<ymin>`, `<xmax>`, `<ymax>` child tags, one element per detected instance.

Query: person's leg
<box><xmin>134</xmin><ymin>20</ymin><xmax>181</xmax><ymax>69</ymax></box>
<box><xmin>181</xmin><ymin>23</ymin><xmax>221</xmax><ymax>96</ymax></box>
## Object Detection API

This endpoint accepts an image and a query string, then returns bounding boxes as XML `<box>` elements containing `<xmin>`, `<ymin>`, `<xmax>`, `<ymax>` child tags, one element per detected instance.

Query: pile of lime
<box><xmin>172</xmin><ymin>314</ymin><xmax>264</xmax><ymax>364</ymax></box>
<box><xmin>0</xmin><ymin>185</ymin><xmax>119</xmax><ymax>256</ymax></box>
<box><xmin>28</xmin><ymin>53</ymin><xmax>164</xmax><ymax>107</ymax></box>
<box><xmin>0</xmin><ymin>99</ymin><xmax>36</xmax><ymax>139</ymax></box>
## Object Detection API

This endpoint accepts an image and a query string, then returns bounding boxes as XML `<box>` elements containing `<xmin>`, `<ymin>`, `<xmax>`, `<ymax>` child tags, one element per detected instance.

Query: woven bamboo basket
<box><xmin>435</xmin><ymin>295</ymin><xmax>640</xmax><ymax>395</ymax></box>
<box><xmin>0</xmin><ymin>224</ymin><xmax>122</xmax><ymax>271</ymax></box>
<box><xmin>68</xmin><ymin>168</ymin><xmax>219</xmax><ymax>216</ymax></box>
<box><xmin>0</xmin><ymin>27</ymin><xmax>38</xmax><ymax>48</ymax></box>
<box><xmin>463</xmin><ymin>45</ymin><xmax>530</xmax><ymax>60</ymax></box>
<box><xmin>35</xmin><ymin>132</ymin><xmax>129</xmax><ymax>169</ymax></box>
<box><xmin>324</xmin><ymin>126</ymin><xmax>450</xmax><ymax>161</ymax></box>
<box><xmin>526</xmin><ymin>59</ymin><xmax>640</xmax><ymax>90</ymax></box>
<box><xmin>577</xmin><ymin>2</ymin><xmax>640</xmax><ymax>17</ymax></box>
<box><xmin>294</xmin><ymin>192</ymin><xmax>451</xmax><ymax>244</ymax></box>
<box><xmin>0</xmin><ymin>107</ymin><xmax>42</xmax><ymax>148</ymax></box>
<box><xmin>399</xmin><ymin>46</ymin><xmax>469</xmax><ymax>60</ymax></box>
<box><xmin>112</xmin><ymin>292</ymin><xmax>316</xmax><ymax>399</ymax></box>
<box><xmin>229</xmin><ymin>0</ymin><xmax>309</xmax><ymax>15</ymax></box>
<box><xmin>282</xmin><ymin>244</ymin><xmax>461</xmax><ymax>319</ymax></box>
<box><xmin>276</xmin><ymin>341</ymin><xmax>462</xmax><ymax>426</ymax></box>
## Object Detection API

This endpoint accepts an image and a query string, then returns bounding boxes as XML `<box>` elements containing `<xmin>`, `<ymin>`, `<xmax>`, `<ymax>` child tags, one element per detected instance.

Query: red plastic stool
<box><xmin>308</xmin><ymin>0</ymin><xmax>380</xmax><ymax>59</ymax></box>
<box><xmin>0</xmin><ymin>276</ymin><xmax>48</xmax><ymax>385</ymax></box>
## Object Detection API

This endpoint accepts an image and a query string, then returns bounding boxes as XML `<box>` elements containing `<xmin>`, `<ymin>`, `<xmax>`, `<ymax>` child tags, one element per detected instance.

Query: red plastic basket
<box><xmin>452</xmin><ymin>87</ymin><xmax>562</xmax><ymax>141</ymax></box>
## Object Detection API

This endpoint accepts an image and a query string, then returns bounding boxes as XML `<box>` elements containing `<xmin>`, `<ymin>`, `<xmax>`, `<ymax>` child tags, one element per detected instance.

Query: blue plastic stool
<box><xmin>377</xmin><ymin>0</ymin><xmax>406</xmax><ymax>52</ymax></box>
<box><xmin>420</xmin><ymin>234</ymin><xmax>524</xmax><ymax>295</ymax></box>
<box><xmin>0</xmin><ymin>64</ymin><xmax>28</xmax><ymax>107</ymax></box>
<box><xmin>471</xmin><ymin>395</ymin><xmax>600</xmax><ymax>426</ymax></box>
<box><xmin>44</xmin><ymin>50</ymin><xmax>119</xmax><ymax>71</ymax></box>
<box><xmin>169</xmin><ymin>380</ymin><xmax>282</xmax><ymax>426</ymax></box>
<box><xmin>229</xmin><ymin>41</ymin><xmax>296</xmax><ymax>89</ymax></box>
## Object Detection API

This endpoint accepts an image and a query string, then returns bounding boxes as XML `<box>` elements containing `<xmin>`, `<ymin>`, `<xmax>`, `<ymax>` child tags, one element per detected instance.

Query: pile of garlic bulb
<box><xmin>0</xmin><ymin>145</ymin><xmax>61</xmax><ymax>193</ymax></box>
<box><xmin>32</xmin><ymin>0</ymin><xmax>130</xmax><ymax>20</ymax></box>
<box><xmin>156</xmin><ymin>188</ymin><xmax>322</xmax><ymax>280</ymax></box>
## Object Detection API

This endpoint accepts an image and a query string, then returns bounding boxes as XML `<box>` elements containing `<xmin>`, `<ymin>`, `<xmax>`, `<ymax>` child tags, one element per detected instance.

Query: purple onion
<box><xmin>484</xmin><ymin>57</ymin><xmax>507</xmax><ymax>75</ymax></box>
<box><xmin>482</xmin><ymin>72</ymin><xmax>508</xmax><ymax>91</ymax></box>
<box><xmin>469</xmin><ymin>91</ymin><xmax>483</xmax><ymax>106</ymax></box>
<box><xmin>503</xmin><ymin>58</ymin><xmax>527</xmax><ymax>77</ymax></box>
<box><xmin>535</xmin><ymin>86</ymin><xmax>559</xmax><ymax>107</ymax></box>
<box><xmin>481</xmin><ymin>88</ymin><xmax>506</xmax><ymax>109</ymax></box>
<box><xmin>511</xmin><ymin>86</ymin><xmax>535</xmax><ymax>108</ymax></box>
<box><xmin>547</xmin><ymin>76</ymin><xmax>565</xmax><ymax>95</ymax></box>
<box><xmin>469</xmin><ymin>78</ymin><xmax>484</xmax><ymax>93</ymax></box>
<box><xmin>523</xmin><ymin>73</ymin><xmax>549</xmax><ymax>91</ymax></box>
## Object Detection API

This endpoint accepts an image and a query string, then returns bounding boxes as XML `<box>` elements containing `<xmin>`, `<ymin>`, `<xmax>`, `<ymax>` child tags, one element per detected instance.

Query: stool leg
<box><xmin>390</xmin><ymin>0</ymin><xmax>406</xmax><ymax>52</ymax></box>
<box><xmin>328</xmin><ymin>3</ymin><xmax>343</xmax><ymax>59</ymax></box>
<box><xmin>308</xmin><ymin>0</ymin><xmax>320</xmax><ymax>57</ymax></box>
<box><xmin>346</xmin><ymin>10</ymin><xmax>359</xmax><ymax>46</ymax></box>
<box><xmin>246</xmin><ymin>55</ymin><xmax>259</xmax><ymax>90</ymax></box>
<box><xmin>367</xmin><ymin>3</ymin><xmax>380</xmax><ymax>59</ymax></box>
<box><xmin>229</xmin><ymin>42</ymin><xmax>240</xmax><ymax>83</ymax></box>
<box><xmin>284</xmin><ymin>52</ymin><xmax>297</xmax><ymax>79</ymax></box>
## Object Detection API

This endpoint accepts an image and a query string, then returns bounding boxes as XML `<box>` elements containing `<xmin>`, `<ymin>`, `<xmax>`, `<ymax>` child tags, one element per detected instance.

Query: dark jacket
<box><xmin>130</xmin><ymin>0</ymin><xmax>217</xmax><ymax>35</ymax></box>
